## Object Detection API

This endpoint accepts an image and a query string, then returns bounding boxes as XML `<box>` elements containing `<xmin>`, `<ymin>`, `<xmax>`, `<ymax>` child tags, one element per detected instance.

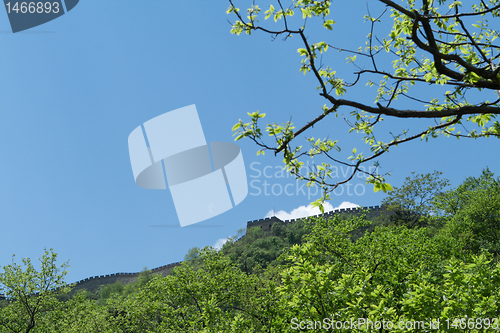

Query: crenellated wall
<box><xmin>246</xmin><ymin>216</ymin><xmax>285</xmax><ymax>231</ymax></box>
<box><xmin>67</xmin><ymin>205</ymin><xmax>386</xmax><ymax>294</ymax></box>
<box><xmin>246</xmin><ymin>205</ymin><xmax>386</xmax><ymax>232</ymax></box>
<box><xmin>70</xmin><ymin>261</ymin><xmax>183</xmax><ymax>294</ymax></box>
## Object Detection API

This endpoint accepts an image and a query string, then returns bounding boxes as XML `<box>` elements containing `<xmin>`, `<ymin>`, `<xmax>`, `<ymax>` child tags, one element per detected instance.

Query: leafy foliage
<box><xmin>436</xmin><ymin>168</ymin><xmax>500</xmax><ymax>255</ymax></box>
<box><xmin>3</xmin><ymin>169</ymin><xmax>500</xmax><ymax>331</ymax></box>
<box><xmin>0</xmin><ymin>249</ymin><xmax>70</xmax><ymax>333</ymax></box>
<box><xmin>228</xmin><ymin>0</ymin><xmax>500</xmax><ymax>207</ymax></box>
<box><xmin>381</xmin><ymin>170</ymin><xmax>450</xmax><ymax>228</ymax></box>
<box><xmin>221</xmin><ymin>220</ymin><xmax>310</xmax><ymax>273</ymax></box>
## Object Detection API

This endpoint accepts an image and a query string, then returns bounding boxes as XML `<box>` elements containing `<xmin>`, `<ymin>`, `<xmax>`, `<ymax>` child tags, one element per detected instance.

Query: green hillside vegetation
<box><xmin>1</xmin><ymin>169</ymin><xmax>500</xmax><ymax>332</ymax></box>
<box><xmin>221</xmin><ymin>218</ymin><xmax>310</xmax><ymax>272</ymax></box>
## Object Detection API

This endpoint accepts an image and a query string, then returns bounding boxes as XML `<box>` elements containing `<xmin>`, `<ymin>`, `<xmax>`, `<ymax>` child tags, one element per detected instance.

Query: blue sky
<box><xmin>1</xmin><ymin>0</ymin><xmax>499</xmax><ymax>284</ymax></box>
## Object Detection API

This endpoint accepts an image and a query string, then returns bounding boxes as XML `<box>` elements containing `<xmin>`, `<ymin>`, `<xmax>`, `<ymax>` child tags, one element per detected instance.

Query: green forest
<box><xmin>2</xmin><ymin>0</ymin><xmax>500</xmax><ymax>331</ymax></box>
<box><xmin>1</xmin><ymin>169</ymin><xmax>500</xmax><ymax>332</ymax></box>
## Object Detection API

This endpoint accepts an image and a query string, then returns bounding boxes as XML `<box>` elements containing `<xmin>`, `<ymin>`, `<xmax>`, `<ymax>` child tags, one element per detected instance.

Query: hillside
<box><xmin>69</xmin><ymin>205</ymin><xmax>387</xmax><ymax>297</ymax></box>
<box><xmin>69</xmin><ymin>261</ymin><xmax>182</xmax><ymax>295</ymax></box>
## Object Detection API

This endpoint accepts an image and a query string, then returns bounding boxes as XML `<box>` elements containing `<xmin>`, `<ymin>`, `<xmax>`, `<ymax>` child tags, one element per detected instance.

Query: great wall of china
<box><xmin>246</xmin><ymin>205</ymin><xmax>385</xmax><ymax>231</ymax></box>
<box><xmin>0</xmin><ymin>205</ymin><xmax>386</xmax><ymax>299</ymax></box>
<box><xmin>65</xmin><ymin>205</ymin><xmax>385</xmax><ymax>293</ymax></box>
<box><xmin>69</xmin><ymin>261</ymin><xmax>184</xmax><ymax>294</ymax></box>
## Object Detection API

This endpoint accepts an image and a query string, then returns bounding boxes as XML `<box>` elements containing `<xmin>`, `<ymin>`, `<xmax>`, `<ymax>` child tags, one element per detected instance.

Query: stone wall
<box><xmin>246</xmin><ymin>205</ymin><xmax>386</xmax><ymax>232</ymax></box>
<box><xmin>67</xmin><ymin>205</ymin><xmax>386</xmax><ymax>294</ymax></box>
<box><xmin>70</xmin><ymin>261</ymin><xmax>183</xmax><ymax>294</ymax></box>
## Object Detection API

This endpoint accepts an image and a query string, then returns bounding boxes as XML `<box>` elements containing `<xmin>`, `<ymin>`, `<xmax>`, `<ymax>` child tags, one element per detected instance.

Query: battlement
<box><xmin>246</xmin><ymin>216</ymin><xmax>284</xmax><ymax>231</ymax></box>
<box><xmin>69</xmin><ymin>261</ymin><xmax>183</xmax><ymax>294</ymax></box>
<box><xmin>72</xmin><ymin>261</ymin><xmax>183</xmax><ymax>285</ymax></box>
<box><xmin>247</xmin><ymin>205</ymin><xmax>385</xmax><ymax>232</ymax></box>
<box><xmin>61</xmin><ymin>205</ymin><xmax>384</xmax><ymax>294</ymax></box>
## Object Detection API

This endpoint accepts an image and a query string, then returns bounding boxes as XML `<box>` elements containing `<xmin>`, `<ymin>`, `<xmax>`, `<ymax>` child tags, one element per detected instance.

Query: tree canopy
<box><xmin>436</xmin><ymin>168</ymin><xmax>500</xmax><ymax>255</ymax></box>
<box><xmin>381</xmin><ymin>170</ymin><xmax>450</xmax><ymax>228</ymax></box>
<box><xmin>0</xmin><ymin>249</ymin><xmax>70</xmax><ymax>333</ymax></box>
<box><xmin>228</xmin><ymin>0</ymin><xmax>500</xmax><ymax>209</ymax></box>
<box><xmin>2</xmin><ymin>169</ymin><xmax>500</xmax><ymax>331</ymax></box>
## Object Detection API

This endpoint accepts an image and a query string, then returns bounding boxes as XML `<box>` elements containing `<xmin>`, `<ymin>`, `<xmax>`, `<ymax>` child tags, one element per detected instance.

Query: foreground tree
<box><xmin>228</xmin><ymin>0</ymin><xmax>500</xmax><ymax>208</ymax></box>
<box><xmin>113</xmin><ymin>248</ymin><xmax>288</xmax><ymax>332</ymax></box>
<box><xmin>279</xmin><ymin>215</ymin><xmax>500</xmax><ymax>332</ymax></box>
<box><xmin>38</xmin><ymin>292</ymin><xmax>115</xmax><ymax>333</ymax></box>
<box><xmin>0</xmin><ymin>249</ymin><xmax>70</xmax><ymax>333</ymax></box>
<box><xmin>436</xmin><ymin>168</ymin><xmax>500</xmax><ymax>255</ymax></box>
<box><xmin>381</xmin><ymin>170</ymin><xmax>450</xmax><ymax>228</ymax></box>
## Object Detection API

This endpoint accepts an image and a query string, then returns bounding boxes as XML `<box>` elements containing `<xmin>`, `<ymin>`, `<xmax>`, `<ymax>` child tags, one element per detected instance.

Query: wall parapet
<box><xmin>70</xmin><ymin>205</ymin><xmax>384</xmax><ymax>293</ymax></box>
<box><xmin>71</xmin><ymin>261</ymin><xmax>183</xmax><ymax>290</ymax></box>
<box><xmin>247</xmin><ymin>205</ymin><xmax>385</xmax><ymax>231</ymax></box>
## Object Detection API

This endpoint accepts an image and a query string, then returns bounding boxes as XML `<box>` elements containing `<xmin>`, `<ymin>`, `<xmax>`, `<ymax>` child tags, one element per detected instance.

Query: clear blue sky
<box><xmin>1</xmin><ymin>1</ymin><xmax>499</xmax><ymax>284</ymax></box>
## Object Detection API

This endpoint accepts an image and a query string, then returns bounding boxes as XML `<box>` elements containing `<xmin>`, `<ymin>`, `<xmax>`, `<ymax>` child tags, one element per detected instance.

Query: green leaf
<box><xmin>381</xmin><ymin>183</ymin><xmax>393</xmax><ymax>193</ymax></box>
<box><xmin>297</xmin><ymin>48</ymin><xmax>308</xmax><ymax>56</ymax></box>
<box><xmin>323</xmin><ymin>19</ymin><xmax>335</xmax><ymax>30</ymax></box>
<box><xmin>232</xmin><ymin>123</ymin><xmax>242</xmax><ymax>131</ymax></box>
